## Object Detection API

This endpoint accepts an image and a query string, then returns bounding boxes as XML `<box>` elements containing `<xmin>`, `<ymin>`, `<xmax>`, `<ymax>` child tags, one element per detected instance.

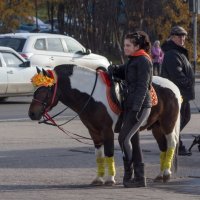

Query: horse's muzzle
<box><xmin>28</xmin><ymin>110</ymin><xmax>42</xmax><ymax>120</ymax></box>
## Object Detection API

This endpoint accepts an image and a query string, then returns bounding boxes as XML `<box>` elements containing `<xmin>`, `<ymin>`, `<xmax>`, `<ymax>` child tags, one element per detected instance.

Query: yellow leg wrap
<box><xmin>160</xmin><ymin>151</ymin><xmax>166</xmax><ymax>171</ymax></box>
<box><xmin>96</xmin><ymin>157</ymin><xmax>105</xmax><ymax>177</ymax></box>
<box><xmin>105</xmin><ymin>156</ymin><xmax>116</xmax><ymax>176</ymax></box>
<box><xmin>163</xmin><ymin>147</ymin><xmax>175</xmax><ymax>170</ymax></box>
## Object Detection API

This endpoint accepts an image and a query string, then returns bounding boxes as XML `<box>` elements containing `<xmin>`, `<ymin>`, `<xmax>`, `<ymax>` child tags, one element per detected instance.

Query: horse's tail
<box><xmin>173</xmin><ymin>94</ymin><xmax>181</xmax><ymax>173</ymax></box>
<box><xmin>173</xmin><ymin>143</ymin><xmax>179</xmax><ymax>173</ymax></box>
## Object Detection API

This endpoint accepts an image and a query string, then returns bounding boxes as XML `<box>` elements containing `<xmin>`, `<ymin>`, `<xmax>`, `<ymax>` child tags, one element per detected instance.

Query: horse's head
<box><xmin>28</xmin><ymin>68</ymin><xmax>59</xmax><ymax>120</ymax></box>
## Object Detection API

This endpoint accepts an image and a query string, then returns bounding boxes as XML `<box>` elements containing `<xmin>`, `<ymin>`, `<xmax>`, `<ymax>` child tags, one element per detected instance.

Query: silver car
<box><xmin>0</xmin><ymin>46</ymin><xmax>51</xmax><ymax>101</ymax></box>
<box><xmin>0</xmin><ymin>33</ymin><xmax>110</xmax><ymax>69</ymax></box>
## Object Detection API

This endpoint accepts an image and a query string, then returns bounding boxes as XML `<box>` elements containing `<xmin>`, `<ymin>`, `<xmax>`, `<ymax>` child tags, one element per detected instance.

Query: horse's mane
<box><xmin>54</xmin><ymin>64</ymin><xmax>96</xmax><ymax>79</ymax></box>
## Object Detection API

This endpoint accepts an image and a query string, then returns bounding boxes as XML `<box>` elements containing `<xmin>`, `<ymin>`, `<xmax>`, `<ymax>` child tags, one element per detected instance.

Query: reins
<box><xmin>38</xmin><ymin>69</ymin><xmax>99</xmax><ymax>145</ymax></box>
<box><xmin>42</xmin><ymin>112</ymin><xmax>94</xmax><ymax>145</ymax></box>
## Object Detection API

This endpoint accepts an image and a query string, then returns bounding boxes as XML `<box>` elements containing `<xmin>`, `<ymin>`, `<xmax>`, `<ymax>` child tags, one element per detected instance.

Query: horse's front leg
<box><xmin>89</xmin><ymin>125</ymin><xmax>116</xmax><ymax>185</ymax></box>
<box><xmin>104</xmin><ymin>131</ymin><xmax>116</xmax><ymax>186</ymax></box>
<box><xmin>104</xmin><ymin>156</ymin><xmax>116</xmax><ymax>185</ymax></box>
<box><xmin>91</xmin><ymin>145</ymin><xmax>105</xmax><ymax>186</ymax></box>
<box><xmin>91</xmin><ymin>143</ymin><xmax>116</xmax><ymax>186</ymax></box>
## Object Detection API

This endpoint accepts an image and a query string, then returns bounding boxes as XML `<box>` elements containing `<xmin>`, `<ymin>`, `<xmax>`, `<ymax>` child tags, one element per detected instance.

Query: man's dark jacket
<box><xmin>161</xmin><ymin>40</ymin><xmax>195</xmax><ymax>100</ymax></box>
<box><xmin>113</xmin><ymin>55</ymin><xmax>152</xmax><ymax>111</ymax></box>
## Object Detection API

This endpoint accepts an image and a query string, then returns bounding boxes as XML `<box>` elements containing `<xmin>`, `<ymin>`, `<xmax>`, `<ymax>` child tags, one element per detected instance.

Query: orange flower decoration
<box><xmin>31</xmin><ymin>73</ymin><xmax>55</xmax><ymax>87</ymax></box>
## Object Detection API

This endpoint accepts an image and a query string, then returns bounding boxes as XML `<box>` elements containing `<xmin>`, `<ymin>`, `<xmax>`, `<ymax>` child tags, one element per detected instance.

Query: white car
<box><xmin>0</xmin><ymin>46</ymin><xmax>51</xmax><ymax>101</ymax></box>
<box><xmin>0</xmin><ymin>33</ymin><xmax>110</xmax><ymax>69</ymax></box>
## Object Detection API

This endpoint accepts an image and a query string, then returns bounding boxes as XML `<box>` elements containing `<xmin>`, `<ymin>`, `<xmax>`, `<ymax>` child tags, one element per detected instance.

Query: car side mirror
<box><xmin>86</xmin><ymin>49</ymin><xmax>91</xmax><ymax>55</ymax></box>
<box><xmin>19</xmin><ymin>61</ymin><xmax>31</xmax><ymax>68</ymax></box>
<box><xmin>75</xmin><ymin>49</ymin><xmax>91</xmax><ymax>55</ymax></box>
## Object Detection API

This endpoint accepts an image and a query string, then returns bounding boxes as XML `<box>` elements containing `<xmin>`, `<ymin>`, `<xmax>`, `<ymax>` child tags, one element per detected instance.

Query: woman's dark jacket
<box><xmin>161</xmin><ymin>40</ymin><xmax>195</xmax><ymax>100</ymax></box>
<box><xmin>113</xmin><ymin>55</ymin><xmax>153</xmax><ymax>112</ymax></box>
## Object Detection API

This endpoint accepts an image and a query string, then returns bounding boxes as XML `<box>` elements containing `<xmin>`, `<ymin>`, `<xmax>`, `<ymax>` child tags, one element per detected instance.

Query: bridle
<box><xmin>32</xmin><ymin>82</ymin><xmax>58</xmax><ymax>115</ymax></box>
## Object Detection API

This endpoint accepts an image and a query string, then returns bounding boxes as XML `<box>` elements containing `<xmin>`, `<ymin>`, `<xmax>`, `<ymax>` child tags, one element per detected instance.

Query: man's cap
<box><xmin>170</xmin><ymin>26</ymin><xmax>187</xmax><ymax>36</ymax></box>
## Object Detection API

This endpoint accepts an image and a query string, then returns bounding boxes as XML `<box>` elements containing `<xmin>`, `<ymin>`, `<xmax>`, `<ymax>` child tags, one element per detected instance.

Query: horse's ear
<box><xmin>36</xmin><ymin>67</ymin><xmax>41</xmax><ymax>74</ymax></box>
<box><xmin>42</xmin><ymin>68</ymin><xmax>52</xmax><ymax>78</ymax></box>
<box><xmin>42</xmin><ymin>68</ymin><xmax>48</xmax><ymax>77</ymax></box>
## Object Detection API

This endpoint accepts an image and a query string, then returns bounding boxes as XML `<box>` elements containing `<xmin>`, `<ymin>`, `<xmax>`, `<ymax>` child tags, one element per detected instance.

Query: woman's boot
<box><xmin>133</xmin><ymin>163</ymin><xmax>146</xmax><ymax>187</ymax></box>
<box><xmin>122</xmin><ymin>159</ymin><xmax>133</xmax><ymax>187</ymax></box>
<box><xmin>124</xmin><ymin>163</ymin><xmax>146</xmax><ymax>188</ymax></box>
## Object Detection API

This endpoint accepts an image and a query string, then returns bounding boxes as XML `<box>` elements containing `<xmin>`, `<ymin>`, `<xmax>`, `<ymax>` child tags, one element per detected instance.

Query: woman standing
<box><xmin>151</xmin><ymin>40</ymin><xmax>164</xmax><ymax>75</ymax></box>
<box><xmin>108</xmin><ymin>31</ymin><xmax>153</xmax><ymax>188</ymax></box>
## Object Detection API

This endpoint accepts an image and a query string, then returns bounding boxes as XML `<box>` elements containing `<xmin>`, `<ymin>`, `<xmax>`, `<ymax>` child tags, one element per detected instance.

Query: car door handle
<box><xmin>50</xmin><ymin>57</ymin><xmax>54</xmax><ymax>60</ymax></box>
<box><xmin>7</xmin><ymin>70</ymin><xmax>13</xmax><ymax>74</ymax></box>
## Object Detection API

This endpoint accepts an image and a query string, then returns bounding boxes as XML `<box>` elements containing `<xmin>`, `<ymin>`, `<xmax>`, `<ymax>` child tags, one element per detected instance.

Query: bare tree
<box><xmin>10</xmin><ymin>0</ymin><xmax>191</xmax><ymax>61</ymax></box>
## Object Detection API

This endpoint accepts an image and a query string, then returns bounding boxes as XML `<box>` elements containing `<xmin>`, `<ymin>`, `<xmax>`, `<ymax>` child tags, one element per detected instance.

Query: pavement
<box><xmin>0</xmin><ymin>79</ymin><xmax>200</xmax><ymax>200</ymax></box>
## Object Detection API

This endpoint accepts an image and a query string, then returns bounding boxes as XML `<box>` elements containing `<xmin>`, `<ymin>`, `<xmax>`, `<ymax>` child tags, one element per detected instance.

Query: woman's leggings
<box><xmin>118</xmin><ymin>108</ymin><xmax>151</xmax><ymax>164</ymax></box>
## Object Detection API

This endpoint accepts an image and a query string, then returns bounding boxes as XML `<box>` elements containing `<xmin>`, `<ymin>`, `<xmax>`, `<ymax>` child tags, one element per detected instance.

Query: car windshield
<box><xmin>0</xmin><ymin>38</ymin><xmax>26</xmax><ymax>52</ymax></box>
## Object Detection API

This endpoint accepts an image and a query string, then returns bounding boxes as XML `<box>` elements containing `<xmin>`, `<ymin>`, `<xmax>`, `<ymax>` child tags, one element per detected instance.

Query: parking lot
<box><xmin>0</xmin><ymin>79</ymin><xmax>199</xmax><ymax>200</ymax></box>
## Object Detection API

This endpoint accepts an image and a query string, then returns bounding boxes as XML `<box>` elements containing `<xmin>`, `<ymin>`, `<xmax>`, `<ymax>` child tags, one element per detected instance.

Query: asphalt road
<box><xmin>0</xmin><ymin>97</ymin><xmax>76</xmax><ymax>121</ymax></box>
<box><xmin>0</xmin><ymin>118</ymin><xmax>199</xmax><ymax>200</ymax></box>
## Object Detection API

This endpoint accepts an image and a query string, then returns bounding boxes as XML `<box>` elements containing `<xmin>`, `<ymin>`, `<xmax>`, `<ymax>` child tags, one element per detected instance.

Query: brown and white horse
<box><xmin>28</xmin><ymin>64</ymin><xmax>181</xmax><ymax>185</ymax></box>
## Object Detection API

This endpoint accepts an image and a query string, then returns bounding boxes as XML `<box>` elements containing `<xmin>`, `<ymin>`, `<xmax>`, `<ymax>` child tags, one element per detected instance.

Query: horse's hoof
<box><xmin>163</xmin><ymin>174</ymin><xmax>171</xmax><ymax>183</ymax></box>
<box><xmin>91</xmin><ymin>180</ymin><xmax>104</xmax><ymax>186</ymax></box>
<box><xmin>153</xmin><ymin>175</ymin><xmax>163</xmax><ymax>183</ymax></box>
<box><xmin>105</xmin><ymin>180</ymin><xmax>116</xmax><ymax>186</ymax></box>
<box><xmin>91</xmin><ymin>177</ymin><xmax>104</xmax><ymax>186</ymax></box>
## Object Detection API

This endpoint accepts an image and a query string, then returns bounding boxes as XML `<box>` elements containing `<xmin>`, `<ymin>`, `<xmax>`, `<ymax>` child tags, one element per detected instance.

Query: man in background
<box><xmin>161</xmin><ymin>26</ymin><xmax>195</xmax><ymax>156</ymax></box>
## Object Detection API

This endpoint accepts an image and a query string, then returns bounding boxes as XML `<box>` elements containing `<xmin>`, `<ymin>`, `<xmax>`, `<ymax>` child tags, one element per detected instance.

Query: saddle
<box><xmin>98</xmin><ymin>69</ymin><xmax>123</xmax><ymax>115</ymax></box>
<box><xmin>110</xmin><ymin>78</ymin><xmax>125</xmax><ymax>111</ymax></box>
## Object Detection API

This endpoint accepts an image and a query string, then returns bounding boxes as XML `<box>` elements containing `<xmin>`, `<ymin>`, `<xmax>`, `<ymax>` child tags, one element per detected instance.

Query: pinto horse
<box><xmin>28</xmin><ymin>64</ymin><xmax>181</xmax><ymax>185</ymax></box>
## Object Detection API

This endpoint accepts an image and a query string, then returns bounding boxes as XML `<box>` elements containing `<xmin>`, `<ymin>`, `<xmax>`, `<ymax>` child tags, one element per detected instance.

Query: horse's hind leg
<box><xmin>162</xmin><ymin>108</ymin><xmax>180</xmax><ymax>182</ymax></box>
<box><xmin>155</xmin><ymin>127</ymin><xmax>179</xmax><ymax>183</ymax></box>
<box><xmin>152</xmin><ymin>127</ymin><xmax>178</xmax><ymax>183</ymax></box>
<box><xmin>162</xmin><ymin>131</ymin><xmax>178</xmax><ymax>182</ymax></box>
<box><xmin>152</xmin><ymin>126</ymin><xmax>167</xmax><ymax>182</ymax></box>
